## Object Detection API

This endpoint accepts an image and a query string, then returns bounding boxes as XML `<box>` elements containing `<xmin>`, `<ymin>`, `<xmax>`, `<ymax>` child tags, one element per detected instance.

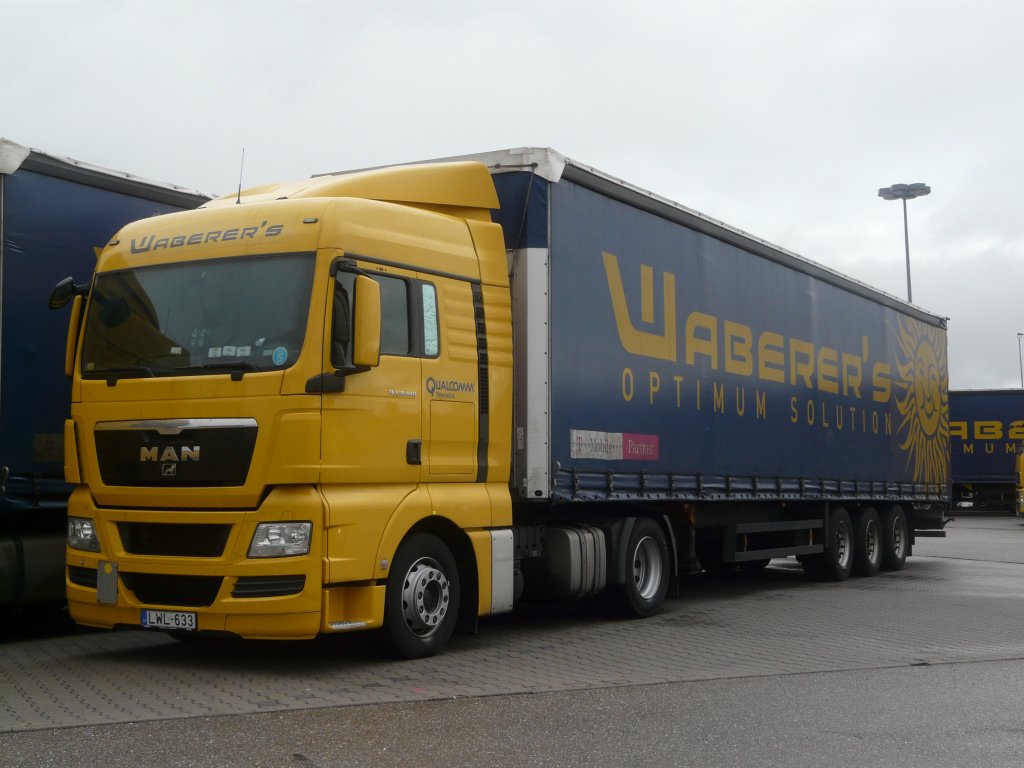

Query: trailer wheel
<box><xmin>804</xmin><ymin>507</ymin><xmax>854</xmax><ymax>581</ymax></box>
<box><xmin>852</xmin><ymin>508</ymin><xmax>882</xmax><ymax>577</ymax></box>
<box><xmin>880</xmin><ymin>505</ymin><xmax>909</xmax><ymax>572</ymax></box>
<box><xmin>382</xmin><ymin>533</ymin><xmax>460</xmax><ymax>659</ymax></box>
<box><xmin>619</xmin><ymin>518</ymin><xmax>670</xmax><ymax>617</ymax></box>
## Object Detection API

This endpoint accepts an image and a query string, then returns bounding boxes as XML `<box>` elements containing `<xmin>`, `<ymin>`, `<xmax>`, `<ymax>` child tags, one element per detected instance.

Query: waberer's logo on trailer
<box><xmin>894</xmin><ymin>317</ymin><xmax>949</xmax><ymax>484</ymax></box>
<box><xmin>949</xmin><ymin>419</ymin><xmax>1024</xmax><ymax>456</ymax></box>
<box><xmin>601</xmin><ymin>252</ymin><xmax>948</xmax><ymax>485</ymax></box>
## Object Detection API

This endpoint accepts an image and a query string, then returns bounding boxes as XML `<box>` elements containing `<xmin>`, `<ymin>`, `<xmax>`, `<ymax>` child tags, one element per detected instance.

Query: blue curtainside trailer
<box><xmin>949</xmin><ymin>389</ymin><xmax>1024</xmax><ymax>511</ymax></box>
<box><xmin>449</xmin><ymin>148</ymin><xmax>950</xmax><ymax>582</ymax></box>
<box><xmin>0</xmin><ymin>138</ymin><xmax>209</xmax><ymax>609</ymax></box>
<box><xmin>479</xmin><ymin>150</ymin><xmax>950</xmax><ymax>502</ymax></box>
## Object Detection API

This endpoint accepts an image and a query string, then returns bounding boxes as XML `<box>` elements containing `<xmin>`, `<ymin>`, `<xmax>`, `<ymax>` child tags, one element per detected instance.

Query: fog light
<box><xmin>68</xmin><ymin>517</ymin><xmax>100</xmax><ymax>552</ymax></box>
<box><xmin>249</xmin><ymin>522</ymin><xmax>312</xmax><ymax>558</ymax></box>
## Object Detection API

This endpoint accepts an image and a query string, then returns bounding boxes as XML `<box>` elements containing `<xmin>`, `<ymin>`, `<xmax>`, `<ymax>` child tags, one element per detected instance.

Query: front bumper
<box><xmin>64</xmin><ymin>485</ymin><xmax>374</xmax><ymax>639</ymax></box>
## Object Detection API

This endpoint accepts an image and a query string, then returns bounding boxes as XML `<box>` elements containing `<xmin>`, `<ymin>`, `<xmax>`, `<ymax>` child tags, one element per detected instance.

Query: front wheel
<box><xmin>618</xmin><ymin>518</ymin><xmax>670</xmax><ymax>617</ymax></box>
<box><xmin>382</xmin><ymin>533</ymin><xmax>460</xmax><ymax>659</ymax></box>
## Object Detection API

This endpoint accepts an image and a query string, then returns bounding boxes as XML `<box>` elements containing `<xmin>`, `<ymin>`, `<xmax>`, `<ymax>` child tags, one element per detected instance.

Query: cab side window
<box><xmin>331</xmin><ymin>270</ymin><xmax>414</xmax><ymax>368</ymax></box>
<box><xmin>378</xmin><ymin>275</ymin><xmax>409</xmax><ymax>356</ymax></box>
<box><xmin>330</xmin><ymin>275</ymin><xmax>353</xmax><ymax>368</ymax></box>
<box><xmin>422</xmin><ymin>283</ymin><xmax>439</xmax><ymax>357</ymax></box>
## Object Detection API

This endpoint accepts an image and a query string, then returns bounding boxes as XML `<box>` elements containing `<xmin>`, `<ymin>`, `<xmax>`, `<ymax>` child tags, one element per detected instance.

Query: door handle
<box><xmin>406</xmin><ymin>439</ymin><xmax>422</xmax><ymax>466</ymax></box>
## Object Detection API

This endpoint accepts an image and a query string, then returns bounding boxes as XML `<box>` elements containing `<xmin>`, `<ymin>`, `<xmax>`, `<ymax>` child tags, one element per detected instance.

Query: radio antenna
<box><xmin>236</xmin><ymin>147</ymin><xmax>246</xmax><ymax>204</ymax></box>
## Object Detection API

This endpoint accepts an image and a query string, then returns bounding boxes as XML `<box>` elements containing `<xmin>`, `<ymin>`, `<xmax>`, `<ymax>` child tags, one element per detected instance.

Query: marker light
<box><xmin>68</xmin><ymin>517</ymin><xmax>101</xmax><ymax>552</ymax></box>
<box><xmin>248</xmin><ymin>522</ymin><xmax>312</xmax><ymax>558</ymax></box>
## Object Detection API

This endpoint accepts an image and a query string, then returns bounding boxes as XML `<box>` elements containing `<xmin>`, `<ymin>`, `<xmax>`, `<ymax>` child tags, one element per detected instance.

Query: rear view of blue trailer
<box><xmin>0</xmin><ymin>139</ymin><xmax>209</xmax><ymax>609</ymax></box>
<box><xmin>480</xmin><ymin>148</ymin><xmax>949</xmax><ymax>589</ymax></box>
<box><xmin>949</xmin><ymin>389</ymin><xmax>1024</xmax><ymax>511</ymax></box>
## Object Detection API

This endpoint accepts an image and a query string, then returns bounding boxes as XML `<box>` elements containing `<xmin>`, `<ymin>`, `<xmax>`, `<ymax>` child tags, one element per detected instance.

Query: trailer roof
<box><xmin>0</xmin><ymin>138</ymin><xmax>211</xmax><ymax>209</ymax></box>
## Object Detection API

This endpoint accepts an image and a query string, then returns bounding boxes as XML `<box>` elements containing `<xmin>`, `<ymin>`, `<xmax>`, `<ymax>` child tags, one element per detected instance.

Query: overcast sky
<box><xmin>4</xmin><ymin>0</ymin><xmax>1022</xmax><ymax>390</ymax></box>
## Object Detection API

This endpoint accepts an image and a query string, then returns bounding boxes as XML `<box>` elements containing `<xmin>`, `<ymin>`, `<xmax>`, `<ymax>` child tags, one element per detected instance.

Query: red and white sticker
<box><xmin>570</xmin><ymin>430</ymin><xmax>659</xmax><ymax>461</ymax></box>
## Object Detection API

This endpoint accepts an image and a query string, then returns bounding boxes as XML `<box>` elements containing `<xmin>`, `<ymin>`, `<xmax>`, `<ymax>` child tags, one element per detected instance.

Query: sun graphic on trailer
<box><xmin>894</xmin><ymin>316</ymin><xmax>949</xmax><ymax>485</ymax></box>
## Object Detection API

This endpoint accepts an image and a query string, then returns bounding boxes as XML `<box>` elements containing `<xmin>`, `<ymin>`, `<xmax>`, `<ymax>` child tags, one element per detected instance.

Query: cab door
<box><xmin>320</xmin><ymin>261</ymin><xmax>422</xmax><ymax>487</ymax></box>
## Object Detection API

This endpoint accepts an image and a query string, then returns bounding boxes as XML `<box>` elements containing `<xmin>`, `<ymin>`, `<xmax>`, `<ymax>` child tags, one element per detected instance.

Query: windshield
<box><xmin>81</xmin><ymin>252</ymin><xmax>316</xmax><ymax>379</ymax></box>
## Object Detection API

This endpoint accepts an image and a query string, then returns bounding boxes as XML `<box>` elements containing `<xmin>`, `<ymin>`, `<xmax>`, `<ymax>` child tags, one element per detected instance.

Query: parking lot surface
<box><xmin>3</xmin><ymin>514</ymin><xmax>1024</xmax><ymax>734</ymax></box>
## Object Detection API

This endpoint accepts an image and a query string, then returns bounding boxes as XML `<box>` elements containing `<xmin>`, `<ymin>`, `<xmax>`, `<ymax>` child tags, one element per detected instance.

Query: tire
<box><xmin>803</xmin><ymin>507</ymin><xmax>854</xmax><ymax>581</ymax></box>
<box><xmin>619</xmin><ymin>518</ymin><xmax>670</xmax><ymax>617</ymax></box>
<box><xmin>383</xmin><ymin>533</ymin><xmax>460</xmax><ymax>659</ymax></box>
<box><xmin>852</xmin><ymin>508</ymin><xmax>882</xmax><ymax>577</ymax></box>
<box><xmin>880</xmin><ymin>505</ymin><xmax>909</xmax><ymax>572</ymax></box>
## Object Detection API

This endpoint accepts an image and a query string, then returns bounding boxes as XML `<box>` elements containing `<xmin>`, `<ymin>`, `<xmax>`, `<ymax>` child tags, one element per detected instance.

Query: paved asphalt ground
<box><xmin>2</xmin><ymin>513</ymin><xmax>1024</xmax><ymax>766</ymax></box>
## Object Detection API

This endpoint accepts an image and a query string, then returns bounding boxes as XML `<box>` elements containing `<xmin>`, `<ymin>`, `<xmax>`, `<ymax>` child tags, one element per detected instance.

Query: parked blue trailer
<box><xmin>949</xmin><ymin>389</ymin><xmax>1024</xmax><ymax>511</ymax></box>
<box><xmin>0</xmin><ymin>138</ymin><xmax>209</xmax><ymax>609</ymax></box>
<box><xmin>477</xmin><ymin>148</ymin><xmax>950</xmax><ymax>582</ymax></box>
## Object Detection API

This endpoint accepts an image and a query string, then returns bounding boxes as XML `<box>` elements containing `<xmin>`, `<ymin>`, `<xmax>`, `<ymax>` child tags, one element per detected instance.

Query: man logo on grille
<box><xmin>162</xmin><ymin>463</ymin><xmax>177</xmax><ymax>477</ymax></box>
<box><xmin>140</xmin><ymin>446</ymin><xmax>200</xmax><ymax>462</ymax></box>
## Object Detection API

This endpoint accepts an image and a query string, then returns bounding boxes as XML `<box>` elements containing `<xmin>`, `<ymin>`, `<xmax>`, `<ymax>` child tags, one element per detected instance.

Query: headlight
<box><xmin>248</xmin><ymin>522</ymin><xmax>312</xmax><ymax>558</ymax></box>
<box><xmin>68</xmin><ymin>517</ymin><xmax>100</xmax><ymax>552</ymax></box>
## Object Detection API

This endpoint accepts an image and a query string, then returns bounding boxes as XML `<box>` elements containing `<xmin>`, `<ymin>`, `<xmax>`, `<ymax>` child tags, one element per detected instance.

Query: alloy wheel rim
<box><xmin>400</xmin><ymin>556</ymin><xmax>450</xmax><ymax>638</ymax></box>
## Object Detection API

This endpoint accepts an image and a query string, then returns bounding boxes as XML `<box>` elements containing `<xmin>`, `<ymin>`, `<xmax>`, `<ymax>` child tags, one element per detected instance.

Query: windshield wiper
<box><xmin>93</xmin><ymin>365</ymin><xmax>156</xmax><ymax>386</ymax></box>
<box><xmin>181</xmin><ymin>360</ymin><xmax>262</xmax><ymax>381</ymax></box>
<box><xmin>94</xmin><ymin>360</ymin><xmax>263</xmax><ymax>385</ymax></box>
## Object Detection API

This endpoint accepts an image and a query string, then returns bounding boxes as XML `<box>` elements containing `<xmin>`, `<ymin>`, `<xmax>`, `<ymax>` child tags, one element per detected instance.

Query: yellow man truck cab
<box><xmin>53</xmin><ymin>148</ymin><xmax>948</xmax><ymax>657</ymax></box>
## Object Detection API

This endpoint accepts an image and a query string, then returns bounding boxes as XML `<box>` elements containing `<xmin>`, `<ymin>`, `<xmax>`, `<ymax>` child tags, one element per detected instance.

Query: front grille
<box><xmin>68</xmin><ymin>566</ymin><xmax>97</xmax><ymax>588</ymax></box>
<box><xmin>95</xmin><ymin>418</ymin><xmax>257</xmax><ymax>487</ymax></box>
<box><xmin>118</xmin><ymin>523</ymin><xmax>231</xmax><ymax>557</ymax></box>
<box><xmin>121</xmin><ymin>573</ymin><xmax>223</xmax><ymax>607</ymax></box>
<box><xmin>232</xmin><ymin>575</ymin><xmax>306</xmax><ymax>598</ymax></box>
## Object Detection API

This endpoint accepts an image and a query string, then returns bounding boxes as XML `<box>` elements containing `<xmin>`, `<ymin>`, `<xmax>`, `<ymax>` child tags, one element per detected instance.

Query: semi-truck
<box><xmin>0</xmin><ymin>138</ymin><xmax>209</xmax><ymax>610</ymax></box>
<box><xmin>52</xmin><ymin>147</ymin><xmax>949</xmax><ymax>657</ymax></box>
<box><xmin>949</xmin><ymin>389</ymin><xmax>1024</xmax><ymax>511</ymax></box>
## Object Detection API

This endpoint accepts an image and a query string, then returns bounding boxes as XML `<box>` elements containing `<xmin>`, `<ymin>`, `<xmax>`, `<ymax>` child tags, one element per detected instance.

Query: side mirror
<box><xmin>49</xmin><ymin>277</ymin><xmax>80</xmax><ymax>309</ymax></box>
<box><xmin>311</xmin><ymin>271</ymin><xmax>381</xmax><ymax>393</ymax></box>
<box><xmin>352</xmin><ymin>274</ymin><xmax>381</xmax><ymax>368</ymax></box>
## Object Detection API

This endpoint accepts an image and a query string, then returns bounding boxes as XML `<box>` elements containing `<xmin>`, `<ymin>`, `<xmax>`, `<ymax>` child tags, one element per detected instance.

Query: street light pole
<box><xmin>878</xmin><ymin>182</ymin><xmax>931</xmax><ymax>303</ymax></box>
<box><xmin>900</xmin><ymin>197</ymin><xmax>911</xmax><ymax>302</ymax></box>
